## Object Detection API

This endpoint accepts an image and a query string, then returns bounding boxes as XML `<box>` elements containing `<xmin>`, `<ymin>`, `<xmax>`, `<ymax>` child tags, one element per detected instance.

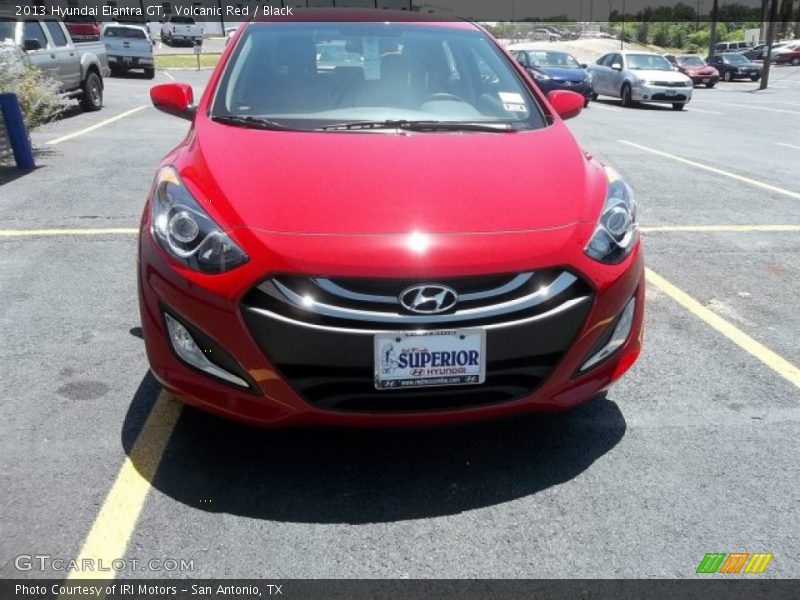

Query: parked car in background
<box><xmin>64</xmin><ymin>15</ymin><xmax>100</xmax><ymax>42</ymax></box>
<box><xmin>588</xmin><ymin>51</ymin><xmax>693</xmax><ymax>110</ymax></box>
<box><xmin>714</xmin><ymin>41</ymin><xmax>750</xmax><ymax>53</ymax></box>
<box><xmin>2</xmin><ymin>17</ymin><xmax>109</xmax><ymax>111</ymax></box>
<box><xmin>142</xmin><ymin>13</ymin><xmax>643</xmax><ymax>427</ymax></box>
<box><xmin>531</xmin><ymin>28</ymin><xmax>561</xmax><ymax>42</ymax></box>
<box><xmin>773</xmin><ymin>42</ymin><xmax>800</xmax><ymax>65</ymax></box>
<box><xmin>102</xmin><ymin>23</ymin><xmax>154</xmax><ymax>78</ymax></box>
<box><xmin>664</xmin><ymin>54</ymin><xmax>720</xmax><ymax>87</ymax></box>
<box><xmin>707</xmin><ymin>53</ymin><xmax>762</xmax><ymax>81</ymax></box>
<box><xmin>160</xmin><ymin>16</ymin><xmax>202</xmax><ymax>46</ymax></box>
<box><xmin>512</xmin><ymin>49</ymin><xmax>593</xmax><ymax>106</ymax></box>
<box><xmin>739</xmin><ymin>43</ymin><xmax>768</xmax><ymax>60</ymax></box>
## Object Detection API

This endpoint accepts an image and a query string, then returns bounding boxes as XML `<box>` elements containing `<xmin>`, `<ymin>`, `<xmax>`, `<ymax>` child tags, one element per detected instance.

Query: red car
<box><xmin>665</xmin><ymin>54</ymin><xmax>720</xmax><ymax>87</ymax></box>
<box><xmin>64</xmin><ymin>16</ymin><xmax>100</xmax><ymax>42</ymax></box>
<box><xmin>773</xmin><ymin>42</ymin><xmax>800</xmax><ymax>66</ymax></box>
<box><xmin>140</xmin><ymin>12</ymin><xmax>644</xmax><ymax>427</ymax></box>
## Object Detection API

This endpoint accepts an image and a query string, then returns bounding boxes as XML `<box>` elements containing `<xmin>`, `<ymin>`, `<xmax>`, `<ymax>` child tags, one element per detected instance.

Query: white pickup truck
<box><xmin>1</xmin><ymin>18</ymin><xmax>110</xmax><ymax>111</ymax></box>
<box><xmin>160</xmin><ymin>16</ymin><xmax>203</xmax><ymax>47</ymax></box>
<box><xmin>101</xmin><ymin>23</ymin><xmax>155</xmax><ymax>79</ymax></box>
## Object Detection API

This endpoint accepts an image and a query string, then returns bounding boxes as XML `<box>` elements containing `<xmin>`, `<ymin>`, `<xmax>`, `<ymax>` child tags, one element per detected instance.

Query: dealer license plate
<box><xmin>374</xmin><ymin>329</ymin><xmax>486</xmax><ymax>390</ymax></box>
<box><xmin>665</xmin><ymin>89</ymin><xmax>677</xmax><ymax>96</ymax></box>
<box><xmin>702</xmin><ymin>78</ymin><xmax>710</xmax><ymax>83</ymax></box>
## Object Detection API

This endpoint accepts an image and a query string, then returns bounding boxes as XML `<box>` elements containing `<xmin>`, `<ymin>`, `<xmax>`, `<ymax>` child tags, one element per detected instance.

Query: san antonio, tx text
<box><xmin>17</xmin><ymin>583</ymin><xmax>282</xmax><ymax>596</ymax></box>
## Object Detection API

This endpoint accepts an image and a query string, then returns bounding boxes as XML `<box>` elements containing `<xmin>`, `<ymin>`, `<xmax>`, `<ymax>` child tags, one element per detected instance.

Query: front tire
<box><xmin>79</xmin><ymin>71</ymin><xmax>102</xmax><ymax>112</ymax></box>
<box><xmin>672</xmin><ymin>102</ymin><xmax>685</xmax><ymax>111</ymax></box>
<box><xmin>144</xmin><ymin>67</ymin><xmax>155</xmax><ymax>79</ymax></box>
<box><xmin>706</xmin><ymin>81</ymin><xmax>716</xmax><ymax>88</ymax></box>
<box><xmin>723</xmin><ymin>70</ymin><xmax>733</xmax><ymax>82</ymax></box>
<box><xmin>791</xmin><ymin>57</ymin><xmax>800</xmax><ymax>66</ymax></box>
<box><xmin>750</xmin><ymin>74</ymin><xmax>761</xmax><ymax>81</ymax></box>
<box><xmin>590</xmin><ymin>92</ymin><xmax>598</xmax><ymax>101</ymax></box>
<box><xmin>620</xmin><ymin>83</ymin><xmax>633</xmax><ymax>107</ymax></box>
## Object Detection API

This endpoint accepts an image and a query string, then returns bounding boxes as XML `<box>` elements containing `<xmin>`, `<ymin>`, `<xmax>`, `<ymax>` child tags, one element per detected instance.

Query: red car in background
<box><xmin>64</xmin><ymin>16</ymin><xmax>100</xmax><ymax>42</ymax></box>
<box><xmin>665</xmin><ymin>54</ymin><xmax>720</xmax><ymax>87</ymax></box>
<box><xmin>140</xmin><ymin>11</ymin><xmax>644</xmax><ymax>427</ymax></box>
<box><xmin>773</xmin><ymin>42</ymin><xmax>800</xmax><ymax>66</ymax></box>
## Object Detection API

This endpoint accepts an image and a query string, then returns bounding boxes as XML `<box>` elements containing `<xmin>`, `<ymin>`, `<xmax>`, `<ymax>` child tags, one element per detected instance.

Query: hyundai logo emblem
<box><xmin>399</xmin><ymin>284</ymin><xmax>458</xmax><ymax>314</ymax></box>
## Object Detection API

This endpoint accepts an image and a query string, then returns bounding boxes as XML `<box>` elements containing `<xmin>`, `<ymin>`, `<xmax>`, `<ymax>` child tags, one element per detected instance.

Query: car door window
<box><xmin>44</xmin><ymin>21</ymin><xmax>67</xmax><ymax>46</ymax></box>
<box><xmin>597</xmin><ymin>54</ymin><xmax>611</xmax><ymax>66</ymax></box>
<box><xmin>24</xmin><ymin>20</ymin><xmax>48</xmax><ymax>48</ymax></box>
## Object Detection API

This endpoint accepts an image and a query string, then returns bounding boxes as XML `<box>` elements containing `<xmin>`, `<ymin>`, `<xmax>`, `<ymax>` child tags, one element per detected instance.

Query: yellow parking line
<box><xmin>646</xmin><ymin>267</ymin><xmax>800</xmax><ymax>389</ymax></box>
<box><xmin>66</xmin><ymin>391</ymin><xmax>182</xmax><ymax>580</ymax></box>
<box><xmin>0</xmin><ymin>228</ymin><xmax>138</xmax><ymax>237</ymax></box>
<box><xmin>619</xmin><ymin>140</ymin><xmax>800</xmax><ymax>201</ymax></box>
<box><xmin>641</xmin><ymin>225</ymin><xmax>800</xmax><ymax>233</ymax></box>
<box><xmin>46</xmin><ymin>106</ymin><xmax>148</xmax><ymax>146</ymax></box>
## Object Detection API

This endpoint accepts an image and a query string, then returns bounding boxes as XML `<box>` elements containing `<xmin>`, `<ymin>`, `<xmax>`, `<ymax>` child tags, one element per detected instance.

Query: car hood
<box><xmin>631</xmin><ymin>69</ymin><xmax>690</xmax><ymax>82</ymax></box>
<box><xmin>540</xmin><ymin>67</ymin><xmax>587</xmax><ymax>81</ymax></box>
<box><xmin>179</xmin><ymin>119</ymin><xmax>604</xmax><ymax>235</ymax></box>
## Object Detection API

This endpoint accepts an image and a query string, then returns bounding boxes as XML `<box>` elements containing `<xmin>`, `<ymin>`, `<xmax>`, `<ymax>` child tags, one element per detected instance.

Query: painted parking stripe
<box><xmin>694</xmin><ymin>100</ymin><xmax>800</xmax><ymax>115</ymax></box>
<box><xmin>163</xmin><ymin>71</ymin><xmax>175</xmax><ymax>81</ymax></box>
<box><xmin>46</xmin><ymin>106</ymin><xmax>148</xmax><ymax>146</ymax></box>
<box><xmin>647</xmin><ymin>267</ymin><xmax>800</xmax><ymax>389</ymax></box>
<box><xmin>591</xmin><ymin>104</ymin><xmax>622</xmax><ymax>112</ymax></box>
<box><xmin>65</xmin><ymin>391</ymin><xmax>182</xmax><ymax>580</ymax></box>
<box><xmin>619</xmin><ymin>140</ymin><xmax>800</xmax><ymax>201</ymax></box>
<box><xmin>0</xmin><ymin>228</ymin><xmax>138</xmax><ymax>237</ymax></box>
<box><xmin>641</xmin><ymin>225</ymin><xmax>800</xmax><ymax>233</ymax></box>
<box><xmin>776</xmin><ymin>142</ymin><xmax>800</xmax><ymax>150</ymax></box>
<box><xmin>689</xmin><ymin>108</ymin><xmax>723</xmax><ymax>115</ymax></box>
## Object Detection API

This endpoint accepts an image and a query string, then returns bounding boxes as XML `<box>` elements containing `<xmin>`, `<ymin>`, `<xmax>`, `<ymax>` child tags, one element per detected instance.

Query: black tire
<box><xmin>750</xmin><ymin>74</ymin><xmax>760</xmax><ymax>81</ymax></box>
<box><xmin>590</xmin><ymin>92</ymin><xmax>598</xmax><ymax>101</ymax></box>
<box><xmin>583</xmin><ymin>97</ymin><xmax>590</xmax><ymax>107</ymax></box>
<box><xmin>144</xmin><ymin>67</ymin><xmax>155</xmax><ymax>79</ymax></box>
<box><xmin>79</xmin><ymin>71</ymin><xmax>102</xmax><ymax>112</ymax></box>
<box><xmin>723</xmin><ymin>70</ymin><xmax>733</xmax><ymax>82</ymax></box>
<box><xmin>706</xmin><ymin>81</ymin><xmax>716</xmax><ymax>88</ymax></box>
<box><xmin>109</xmin><ymin>66</ymin><xmax>120</xmax><ymax>77</ymax></box>
<box><xmin>620</xmin><ymin>83</ymin><xmax>633</xmax><ymax>107</ymax></box>
<box><xmin>672</xmin><ymin>102</ymin><xmax>685</xmax><ymax>111</ymax></box>
<box><xmin>791</xmin><ymin>57</ymin><xmax>800</xmax><ymax>66</ymax></box>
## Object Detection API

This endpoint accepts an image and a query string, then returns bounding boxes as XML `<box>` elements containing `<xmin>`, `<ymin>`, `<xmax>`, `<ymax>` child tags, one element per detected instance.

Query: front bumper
<box><xmin>688</xmin><ymin>73</ymin><xmax>719</xmax><ymax>85</ymax></box>
<box><xmin>537</xmin><ymin>79</ymin><xmax>593</xmax><ymax>99</ymax></box>
<box><xmin>138</xmin><ymin>225</ymin><xmax>644</xmax><ymax>427</ymax></box>
<box><xmin>631</xmin><ymin>83</ymin><xmax>693</xmax><ymax>103</ymax></box>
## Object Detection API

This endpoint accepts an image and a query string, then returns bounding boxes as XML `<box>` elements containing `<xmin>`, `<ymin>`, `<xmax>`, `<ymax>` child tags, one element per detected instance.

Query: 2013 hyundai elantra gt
<box><xmin>139</xmin><ymin>13</ymin><xmax>644</xmax><ymax>427</ymax></box>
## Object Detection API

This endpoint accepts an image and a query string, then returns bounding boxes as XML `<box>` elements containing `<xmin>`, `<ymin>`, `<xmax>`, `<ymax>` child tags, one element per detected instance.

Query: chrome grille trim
<box><xmin>243</xmin><ymin>295</ymin><xmax>591</xmax><ymax>334</ymax></box>
<box><xmin>259</xmin><ymin>272</ymin><xmax>578</xmax><ymax>325</ymax></box>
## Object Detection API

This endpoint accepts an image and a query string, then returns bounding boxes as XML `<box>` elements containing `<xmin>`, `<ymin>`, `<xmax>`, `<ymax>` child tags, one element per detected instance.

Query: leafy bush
<box><xmin>0</xmin><ymin>44</ymin><xmax>62</xmax><ymax>128</ymax></box>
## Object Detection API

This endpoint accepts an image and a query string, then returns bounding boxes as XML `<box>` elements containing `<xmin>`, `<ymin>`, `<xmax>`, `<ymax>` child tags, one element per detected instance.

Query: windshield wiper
<box><xmin>210</xmin><ymin>115</ymin><xmax>290</xmax><ymax>130</ymax></box>
<box><xmin>319</xmin><ymin>120</ymin><xmax>514</xmax><ymax>132</ymax></box>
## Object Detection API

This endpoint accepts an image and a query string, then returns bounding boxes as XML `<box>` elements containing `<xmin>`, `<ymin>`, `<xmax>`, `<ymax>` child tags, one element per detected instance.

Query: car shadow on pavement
<box><xmin>123</xmin><ymin>372</ymin><xmax>626</xmax><ymax>524</ymax></box>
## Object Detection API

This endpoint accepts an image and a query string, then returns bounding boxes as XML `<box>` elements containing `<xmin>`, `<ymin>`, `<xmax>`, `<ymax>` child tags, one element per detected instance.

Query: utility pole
<box><xmin>708</xmin><ymin>0</ymin><xmax>719</xmax><ymax>58</ymax></box>
<box><xmin>620</xmin><ymin>0</ymin><xmax>626</xmax><ymax>50</ymax></box>
<box><xmin>760</xmin><ymin>0</ymin><xmax>779</xmax><ymax>90</ymax></box>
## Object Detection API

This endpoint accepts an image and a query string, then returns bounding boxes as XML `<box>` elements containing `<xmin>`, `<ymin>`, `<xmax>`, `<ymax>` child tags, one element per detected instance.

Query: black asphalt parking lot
<box><xmin>1</xmin><ymin>65</ymin><xmax>799</xmax><ymax>579</ymax></box>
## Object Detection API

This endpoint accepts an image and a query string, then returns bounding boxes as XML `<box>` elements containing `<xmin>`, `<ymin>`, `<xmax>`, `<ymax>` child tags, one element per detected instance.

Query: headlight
<box><xmin>584</xmin><ymin>71</ymin><xmax>593</xmax><ymax>84</ymax></box>
<box><xmin>533</xmin><ymin>71</ymin><xmax>551</xmax><ymax>81</ymax></box>
<box><xmin>584</xmin><ymin>167</ymin><xmax>638</xmax><ymax>264</ymax></box>
<box><xmin>151</xmin><ymin>166</ymin><xmax>248</xmax><ymax>274</ymax></box>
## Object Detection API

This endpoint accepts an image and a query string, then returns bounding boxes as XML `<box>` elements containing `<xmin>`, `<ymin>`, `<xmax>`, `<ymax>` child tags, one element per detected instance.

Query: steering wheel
<box><xmin>422</xmin><ymin>92</ymin><xmax>465</xmax><ymax>103</ymax></box>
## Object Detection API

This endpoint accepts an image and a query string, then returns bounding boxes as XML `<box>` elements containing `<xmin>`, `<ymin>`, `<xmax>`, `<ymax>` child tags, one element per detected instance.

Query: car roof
<box><xmin>252</xmin><ymin>8</ymin><xmax>477</xmax><ymax>29</ymax></box>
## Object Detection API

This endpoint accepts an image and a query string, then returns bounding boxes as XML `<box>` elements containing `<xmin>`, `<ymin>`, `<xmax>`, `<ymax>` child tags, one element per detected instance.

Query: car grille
<box><xmin>651</xmin><ymin>93</ymin><xmax>688</xmax><ymax>101</ymax></box>
<box><xmin>240</xmin><ymin>271</ymin><xmax>594</xmax><ymax>413</ymax></box>
<box><xmin>654</xmin><ymin>81</ymin><xmax>691</xmax><ymax>87</ymax></box>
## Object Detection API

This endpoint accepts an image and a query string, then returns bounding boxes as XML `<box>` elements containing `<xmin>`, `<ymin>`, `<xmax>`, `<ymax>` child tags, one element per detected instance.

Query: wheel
<box><xmin>672</xmin><ymin>102</ymin><xmax>685</xmax><ymax>111</ymax></box>
<box><xmin>620</xmin><ymin>83</ymin><xmax>633</xmax><ymax>107</ymax></box>
<box><xmin>144</xmin><ymin>67</ymin><xmax>155</xmax><ymax>79</ymax></box>
<box><xmin>791</xmin><ymin>57</ymin><xmax>800</xmax><ymax>66</ymax></box>
<box><xmin>705</xmin><ymin>81</ymin><xmax>715</xmax><ymax>88</ymax></box>
<box><xmin>750</xmin><ymin>74</ymin><xmax>760</xmax><ymax>81</ymax></box>
<box><xmin>583</xmin><ymin>97</ymin><xmax>590</xmax><ymax>107</ymax></box>
<box><xmin>79</xmin><ymin>71</ymin><xmax>102</xmax><ymax>112</ymax></box>
<box><xmin>109</xmin><ymin>66</ymin><xmax>120</xmax><ymax>77</ymax></box>
<box><xmin>590</xmin><ymin>92</ymin><xmax>598</xmax><ymax>101</ymax></box>
<box><xmin>723</xmin><ymin>70</ymin><xmax>732</xmax><ymax>82</ymax></box>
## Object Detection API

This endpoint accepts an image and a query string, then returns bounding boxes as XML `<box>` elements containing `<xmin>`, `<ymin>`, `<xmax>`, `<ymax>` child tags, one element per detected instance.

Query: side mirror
<box><xmin>150</xmin><ymin>83</ymin><xmax>195</xmax><ymax>119</ymax></box>
<box><xmin>23</xmin><ymin>38</ymin><xmax>42</xmax><ymax>51</ymax></box>
<box><xmin>580</xmin><ymin>63</ymin><xmax>587</xmax><ymax>69</ymax></box>
<box><xmin>611</xmin><ymin>62</ymin><xmax>622</xmax><ymax>70</ymax></box>
<box><xmin>547</xmin><ymin>90</ymin><xmax>584</xmax><ymax>121</ymax></box>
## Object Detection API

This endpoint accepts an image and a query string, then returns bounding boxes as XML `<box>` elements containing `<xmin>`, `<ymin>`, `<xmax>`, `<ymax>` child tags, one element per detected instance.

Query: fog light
<box><xmin>580</xmin><ymin>298</ymin><xmax>636</xmax><ymax>372</ymax></box>
<box><xmin>164</xmin><ymin>313</ymin><xmax>248</xmax><ymax>387</ymax></box>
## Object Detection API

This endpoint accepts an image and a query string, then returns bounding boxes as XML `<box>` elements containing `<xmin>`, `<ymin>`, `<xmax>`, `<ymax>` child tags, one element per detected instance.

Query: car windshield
<box><xmin>626</xmin><ymin>54</ymin><xmax>672</xmax><ymax>70</ymax></box>
<box><xmin>211</xmin><ymin>22</ymin><xmax>544</xmax><ymax>131</ymax></box>
<box><xmin>724</xmin><ymin>54</ymin><xmax>748</xmax><ymax>64</ymax></box>
<box><xmin>678</xmin><ymin>56</ymin><xmax>705</xmax><ymax>67</ymax></box>
<box><xmin>104</xmin><ymin>26</ymin><xmax>146</xmax><ymax>39</ymax></box>
<box><xmin>527</xmin><ymin>51</ymin><xmax>581</xmax><ymax>69</ymax></box>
